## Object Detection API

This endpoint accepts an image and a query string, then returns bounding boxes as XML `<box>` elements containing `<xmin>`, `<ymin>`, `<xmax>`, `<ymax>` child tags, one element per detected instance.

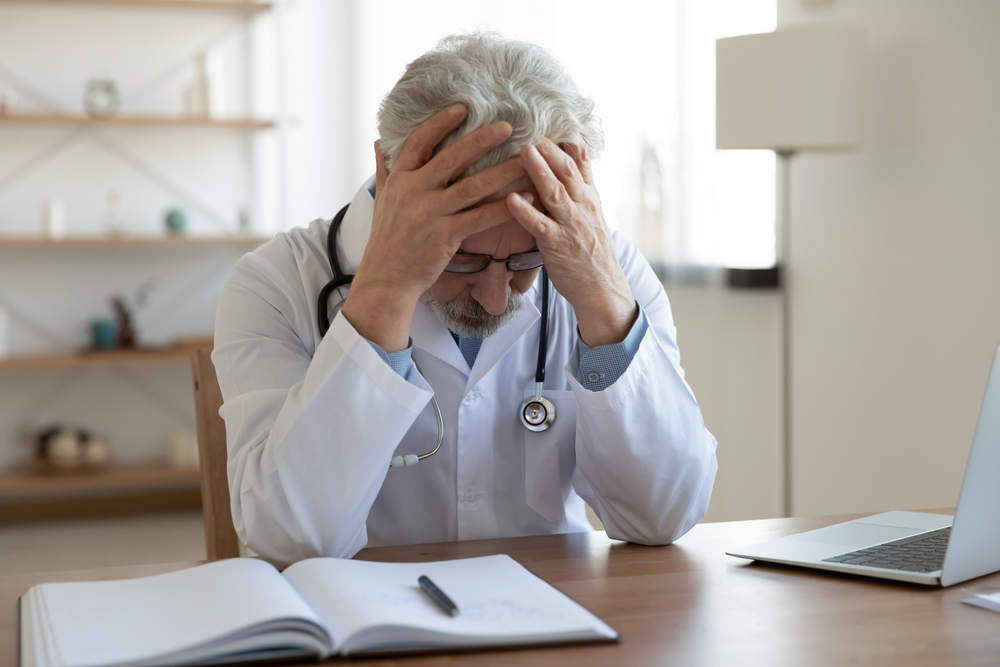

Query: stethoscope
<box><xmin>316</xmin><ymin>204</ymin><xmax>556</xmax><ymax>469</ymax></box>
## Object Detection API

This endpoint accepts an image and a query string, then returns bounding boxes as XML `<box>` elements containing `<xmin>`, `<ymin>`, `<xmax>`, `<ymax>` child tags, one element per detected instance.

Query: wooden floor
<box><xmin>0</xmin><ymin>511</ymin><xmax>205</xmax><ymax>576</ymax></box>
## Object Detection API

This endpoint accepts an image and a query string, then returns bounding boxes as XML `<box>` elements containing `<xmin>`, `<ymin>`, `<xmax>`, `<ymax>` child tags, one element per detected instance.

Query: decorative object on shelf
<box><xmin>182</xmin><ymin>52</ymin><xmax>212</xmax><ymax>119</ymax></box>
<box><xmin>106</xmin><ymin>190</ymin><xmax>123</xmax><ymax>234</ymax></box>
<box><xmin>41</xmin><ymin>198</ymin><xmax>67</xmax><ymax>238</ymax></box>
<box><xmin>34</xmin><ymin>424</ymin><xmax>111</xmax><ymax>473</ymax></box>
<box><xmin>90</xmin><ymin>317</ymin><xmax>118</xmax><ymax>350</ymax></box>
<box><xmin>164</xmin><ymin>208</ymin><xmax>188</xmax><ymax>235</ymax></box>
<box><xmin>112</xmin><ymin>296</ymin><xmax>137</xmax><ymax>348</ymax></box>
<box><xmin>83</xmin><ymin>78</ymin><xmax>121</xmax><ymax>118</ymax></box>
<box><xmin>168</xmin><ymin>428</ymin><xmax>199</xmax><ymax>469</ymax></box>
<box><xmin>108</xmin><ymin>281</ymin><xmax>154</xmax><ymax>349</ymax></box>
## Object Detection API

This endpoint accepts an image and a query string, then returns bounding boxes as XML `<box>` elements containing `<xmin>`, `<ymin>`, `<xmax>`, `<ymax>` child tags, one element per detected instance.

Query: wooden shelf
<box><xmin>0</xmin><ymin>234</ymin><xmax>271</xmax><ymax>248</ymax></box>
<box><xmin>0</xmin><ymin>344</ymin><xmax>212</xmax><ymax>371</ymax></box>
<box><xmin>0</xmin><ymin>111</ymin><xmax>274</xmax><ymax>128</ymax></box>
<box><xmin>0</xmin><ymin>464</ymin><xmax>202</xmax><ymax>523</ymax></box>
<box><xmin>0</xmin><ymin>0</ymin><xmax>271</xmax><ymax>12</ymax></box>
<box><xmin>0</xmin><ymin>464</ymin><xmax>200</xmax><ymax>501</ymax></box>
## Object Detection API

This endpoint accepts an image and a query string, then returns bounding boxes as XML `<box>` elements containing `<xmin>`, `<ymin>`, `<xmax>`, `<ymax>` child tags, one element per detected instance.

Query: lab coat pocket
<box><xmin>523</xmin><ymin>389</ymin><xmax>577</xmax><ymax>522</ymax></box>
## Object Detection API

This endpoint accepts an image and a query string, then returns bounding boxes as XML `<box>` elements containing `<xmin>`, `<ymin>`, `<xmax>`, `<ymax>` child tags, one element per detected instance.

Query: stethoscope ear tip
<box><xmin>390</xmin><ymin>454</ymin><xmax>421</xmax><ymax>468</ymax></box>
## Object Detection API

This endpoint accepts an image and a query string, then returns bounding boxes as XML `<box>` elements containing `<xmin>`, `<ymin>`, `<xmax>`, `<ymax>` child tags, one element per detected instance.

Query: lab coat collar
<box><xmin>410</xmin><ymin>295</ymin><xmax>541</xmax><ymax>392</ymax></box>
<box><xmin>411</xmin><ymin>302</ymin><xmax>470</xmax><ymax>376</ymax></box>
<box><xmin>467</xmin><ymin>294</ymin><xmax>540</xmax><ymax>390</ymax></box>
<box><xmin>338</xmin><ymin>174</ymin><xmax>377</xmax><ymax>274</ymax></box>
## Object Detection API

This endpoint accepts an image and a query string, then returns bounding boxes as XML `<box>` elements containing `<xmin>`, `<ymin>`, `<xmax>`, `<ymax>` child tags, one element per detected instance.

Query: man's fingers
<box><xmin>424</xmin><ymin>121</ymin><xmax>514</xmax><ymax>188</ymax></box>
<box><xmin>439</xmin><ymin>156</ymin><xmax>525</xmax><ymax>211</ymax></box>
<box><xmin>450</xmin><ymin>198</ymin><xmax>520</xmax><ymax>238</ymax></box>
<box><xmin>534</xmin><ymin>137</ymin><xmax>586</xmax><ymax>200</ymax></box>
<box><xmin>521</xmin><ymin>143</ymin><xmax>575</xmax><ymax>218</ymax></box>
<box><xmin>506</xmin><ymin>191</ymin><xmax>554</xmax><ymax>241</ymax></box>
<box><xmin>374</xmin><ymin>141</ymin><xmax>389</xmax><ymax>195</ymax></box>
<box><xmin>562</xmin><ymin>142</ymin><xmax>596</xmax><ymax>187</ymax></box>
<box><xmin>393</xmin><ymin>104</ymin><xmax>469</xmax><ymax>173</ymax></box>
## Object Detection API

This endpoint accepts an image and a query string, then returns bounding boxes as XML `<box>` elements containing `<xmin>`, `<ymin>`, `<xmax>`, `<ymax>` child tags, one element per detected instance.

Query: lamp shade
<box><xmin>716</xmin><ymin>27</ymin><xmax>863</xmax><ymax>152</ymax></box>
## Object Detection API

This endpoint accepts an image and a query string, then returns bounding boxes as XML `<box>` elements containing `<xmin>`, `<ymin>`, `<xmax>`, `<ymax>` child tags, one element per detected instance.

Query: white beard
<box><xmin>419</xmin><ymin>290</ymin><xmax>526</xmax><ymax>339</ymax></box>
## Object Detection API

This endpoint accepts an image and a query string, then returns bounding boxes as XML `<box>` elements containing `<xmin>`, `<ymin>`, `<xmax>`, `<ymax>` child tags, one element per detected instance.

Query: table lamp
<box><xmin>716</xmin><ymin>26</ymin><xmax>864</xmax><ymax>516</ymax></box>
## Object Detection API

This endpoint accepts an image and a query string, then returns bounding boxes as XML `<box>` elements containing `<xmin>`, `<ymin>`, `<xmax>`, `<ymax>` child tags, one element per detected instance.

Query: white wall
<box><xmin>779</xmin><ymin>0</ymin><xmax>1000</xmax><ymax>516</ymax></box>
<box><xmin>669</xmin><ymin>285</ymin><xmax>783</xmax><ymax>521</ymax></box>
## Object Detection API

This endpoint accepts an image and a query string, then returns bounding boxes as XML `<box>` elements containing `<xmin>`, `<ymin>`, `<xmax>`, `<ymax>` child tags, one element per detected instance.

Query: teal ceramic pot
<box><xmin>165</xmin><ymin>208</ymin><xmax>187</xmax><ymax>235</ymax></box>
<box><xmin>90</xmin><ymin>318</ymin><xmax>118</xmax><ymax>350</ymax></box>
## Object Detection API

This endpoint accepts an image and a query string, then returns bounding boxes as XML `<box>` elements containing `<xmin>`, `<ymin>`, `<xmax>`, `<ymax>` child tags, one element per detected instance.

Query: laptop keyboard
<box><xmin>821</xmin><ymin>527</ymin><xmax>951</xmax><ymax>573</ymax></box>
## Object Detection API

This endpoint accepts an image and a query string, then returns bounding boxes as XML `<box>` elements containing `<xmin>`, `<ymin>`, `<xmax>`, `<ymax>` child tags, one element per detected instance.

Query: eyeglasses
<box><xmin>444</xmin><ymin>249</ymin><xmax>544</xmax><ymax>274</ymax></box>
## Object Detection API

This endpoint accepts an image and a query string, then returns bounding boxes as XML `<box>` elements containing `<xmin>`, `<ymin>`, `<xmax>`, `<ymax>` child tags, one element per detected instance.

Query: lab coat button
<box><xmin>462</xmin><ymin>393</ymin><xmax>476</xmax><ymax>406</ymax></box>
<box><xmin>461</xmin><ymin>488</ymin><xmax>484</xmax><ymax>508</ymax></box>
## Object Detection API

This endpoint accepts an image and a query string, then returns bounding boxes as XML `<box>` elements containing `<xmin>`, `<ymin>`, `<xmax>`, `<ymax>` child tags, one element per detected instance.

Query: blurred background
<box><xmin>0</xmin><ymin>0</ymin><xmax>998</xmax><ymax>573</ymax></box>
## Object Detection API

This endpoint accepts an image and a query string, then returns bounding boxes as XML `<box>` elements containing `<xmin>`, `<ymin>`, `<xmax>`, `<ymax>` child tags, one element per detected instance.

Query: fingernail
<box><xmin>450</xmin><ymin>104</ymin><xmax>465</xmax><ymax>118</ymax></box>
<box><xmin>494</xmin><ymin>122</ymin><xmax>511</xmax><ymax>138</ymax></box>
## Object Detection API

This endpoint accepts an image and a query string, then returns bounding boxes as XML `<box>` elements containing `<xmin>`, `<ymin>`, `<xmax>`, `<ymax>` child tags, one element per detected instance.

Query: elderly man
<box><xmin>213</xmin><ymin>33</ymin><xmax>717</xmax><ymax>566</ymax></box>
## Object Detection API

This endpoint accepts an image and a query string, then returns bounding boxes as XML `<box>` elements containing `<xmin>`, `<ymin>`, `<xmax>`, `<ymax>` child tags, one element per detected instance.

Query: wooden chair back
<box><xmin>191</xmin><ymin>348</ymin><xmax>241</xmax><ymax>560</ymax></box>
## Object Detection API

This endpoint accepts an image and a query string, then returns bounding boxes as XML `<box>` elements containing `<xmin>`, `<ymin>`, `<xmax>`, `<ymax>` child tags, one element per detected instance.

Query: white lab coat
<box><xmin>213</xmin><ymin>176</ymin><xmax>718</xmax><ymax>566</ymax></box>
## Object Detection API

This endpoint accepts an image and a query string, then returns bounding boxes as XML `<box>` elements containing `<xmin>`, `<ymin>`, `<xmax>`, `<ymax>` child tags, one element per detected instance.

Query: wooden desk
<box><xmin>2</xmin><ymin>513</ymin><xmax>998</xmax><ymax>666</ymax></box>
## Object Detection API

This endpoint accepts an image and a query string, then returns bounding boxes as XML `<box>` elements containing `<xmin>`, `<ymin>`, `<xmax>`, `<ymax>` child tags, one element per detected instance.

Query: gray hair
<box><xmin>377</xmin><ymin>32</ymin><xmax>604</xmax><ymax>175</ymax></box>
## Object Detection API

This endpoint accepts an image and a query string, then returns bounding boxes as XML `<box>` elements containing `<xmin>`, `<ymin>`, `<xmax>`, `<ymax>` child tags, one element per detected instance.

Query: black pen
<box><xmin>418</xmin><ymin>575</ymin><xmax>459</xmax><ymax>617</ymax></box>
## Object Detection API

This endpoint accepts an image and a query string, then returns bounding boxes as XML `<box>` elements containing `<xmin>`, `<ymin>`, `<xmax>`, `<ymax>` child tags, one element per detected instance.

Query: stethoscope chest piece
<box><xmin>520</xmin><ymin>267</ymin><xmax>555</xmax><ymax>433</ymax></box>
<box><xmin>521</xmin><ymin>385</ymin><xmax>555</xmax><ymax>432</ymax></box>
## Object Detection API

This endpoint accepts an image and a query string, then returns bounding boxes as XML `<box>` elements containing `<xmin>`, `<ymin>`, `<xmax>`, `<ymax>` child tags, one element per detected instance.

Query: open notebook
<box><xmin>20</xmin><ymin>554</ymin><xmax>618</xmax><ymax>667</ymax></box>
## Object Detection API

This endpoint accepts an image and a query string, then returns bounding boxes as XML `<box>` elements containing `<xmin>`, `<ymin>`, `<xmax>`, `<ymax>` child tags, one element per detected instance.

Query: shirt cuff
<box><xmin>365</xmin><ymin>338</ymin><xmax>414</xmax><ymax>377</ymax></box>
<box><xmin>577</xmin><ymin>306</ymin><xmax>649</xmax><ymax>392</ymax></box>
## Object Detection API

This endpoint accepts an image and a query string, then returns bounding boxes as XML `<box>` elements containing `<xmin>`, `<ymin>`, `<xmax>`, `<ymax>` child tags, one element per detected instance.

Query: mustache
<box><xmin>420</xmin><ymin>291</ymin><xmax>526</xmax><ymax>339</ymax></box>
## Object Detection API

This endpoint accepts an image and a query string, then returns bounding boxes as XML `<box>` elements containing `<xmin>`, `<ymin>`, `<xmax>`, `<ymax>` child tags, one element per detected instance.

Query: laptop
<box><xmin>727</xmin><ymin>344</ymin><xmax>1000</xmax><ymax>587</ymax></box>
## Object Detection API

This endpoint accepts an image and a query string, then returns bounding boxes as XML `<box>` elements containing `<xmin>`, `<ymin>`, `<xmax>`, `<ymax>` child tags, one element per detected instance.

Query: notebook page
<box><xmin>282</xmin><ymin>554</ymin><xmax>616</xmax><ymax>654</ymax></box>
<box><xmin>20</xmin><ymin>592</ymin><xmax>37</xmax><ymax>667</ymax></box>
<box><xmin>22</xmin><ymin>587</ymin><xmax>67</xmax><ymax>667</ymax></box>
<box><xmin>36</xmin><ymin>559</ymin><xmax>331</xmax><ymax>667</ymax></box>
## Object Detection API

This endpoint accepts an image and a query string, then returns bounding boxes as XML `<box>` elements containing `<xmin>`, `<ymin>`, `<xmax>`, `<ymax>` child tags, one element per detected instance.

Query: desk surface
<box><xmin>2</xmin><ymin>512</ymin><xmax>998</xmax><ymax>667</ymax></box>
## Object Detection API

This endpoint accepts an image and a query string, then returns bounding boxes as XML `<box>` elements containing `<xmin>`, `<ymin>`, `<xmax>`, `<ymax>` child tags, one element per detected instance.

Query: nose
<box><xmin>471</xmin><ymin>263</ymin><xmax>512</xmax><ymax>316</ymax></box>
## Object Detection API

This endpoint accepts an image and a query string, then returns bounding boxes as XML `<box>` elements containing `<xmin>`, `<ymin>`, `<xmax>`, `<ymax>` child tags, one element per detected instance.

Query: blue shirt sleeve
<box><xmin>365</xmin><ymin>338</ymin><xmax>414</xmax><ymax>377</ymax></box>
<box><xmin>577</xmin><ymin>306</ymin><xmax>649</xmax><ymax>392</ymax></box>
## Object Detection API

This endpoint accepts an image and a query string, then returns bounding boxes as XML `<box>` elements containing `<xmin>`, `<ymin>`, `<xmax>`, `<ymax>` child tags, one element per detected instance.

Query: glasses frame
<box><xmin>443</xmin><ymin>249</ymin><xmax>544</xmax><ymax>274</ymax></box>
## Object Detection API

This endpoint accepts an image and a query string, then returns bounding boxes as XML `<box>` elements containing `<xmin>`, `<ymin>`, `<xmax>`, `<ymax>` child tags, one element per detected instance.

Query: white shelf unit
<box><xmin>0</xmin><ymin>0</ymin><xmax>278</xmax><ymax>519</ymax></box>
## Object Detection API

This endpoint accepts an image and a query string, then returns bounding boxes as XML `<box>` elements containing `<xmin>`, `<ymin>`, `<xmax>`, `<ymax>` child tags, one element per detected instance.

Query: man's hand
<box><xmin>506</xmin><ymin>138</ymin><xmax>638</xmax><ymax>347</ymax></box>
<box><xmin>341</xmin><ymin>105</ymin><xmax>527</xmax><ymax>352</ymax></box>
